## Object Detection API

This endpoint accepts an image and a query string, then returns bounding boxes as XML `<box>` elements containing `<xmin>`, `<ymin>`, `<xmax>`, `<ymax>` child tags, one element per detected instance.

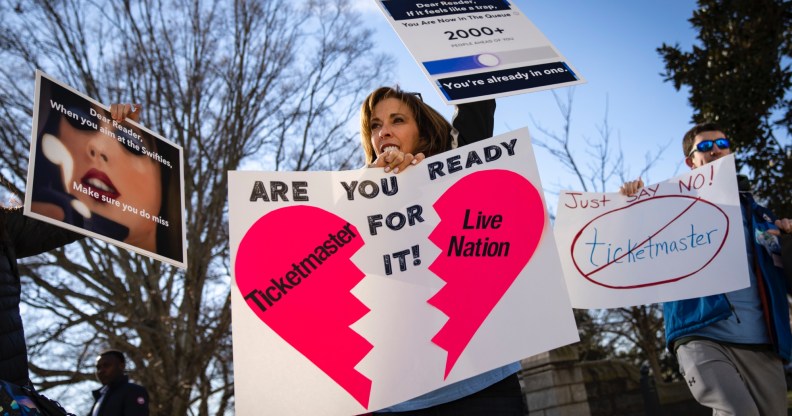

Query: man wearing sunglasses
<box><xmin>621</xmin><ymin>122</ymin><xmax>792</xmax><ymax>415</ymax></box>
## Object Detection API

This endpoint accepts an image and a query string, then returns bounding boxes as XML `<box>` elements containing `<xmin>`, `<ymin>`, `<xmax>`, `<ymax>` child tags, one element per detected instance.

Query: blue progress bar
<box><xmin>424</xmin><ymin>55</ymin><xmax>488</xmax><ymax>75</ymax></box>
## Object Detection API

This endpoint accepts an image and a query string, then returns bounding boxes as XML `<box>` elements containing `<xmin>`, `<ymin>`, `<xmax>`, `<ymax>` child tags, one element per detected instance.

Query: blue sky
<box><xmin>353</xmin><ymin>0</ymin><xmax>700</xmax><ymax>202</ymax></box>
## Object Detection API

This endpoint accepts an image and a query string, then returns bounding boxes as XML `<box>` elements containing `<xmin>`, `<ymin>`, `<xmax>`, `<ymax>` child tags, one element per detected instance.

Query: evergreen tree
<box><xmin>658</xmin><ymin>0</ymin><xmax>792</xmax><ymax>216</ymax></box>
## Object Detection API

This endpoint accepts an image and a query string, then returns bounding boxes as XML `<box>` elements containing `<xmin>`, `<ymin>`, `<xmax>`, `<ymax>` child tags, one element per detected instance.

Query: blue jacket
<box><xmin>663</xmin><ymin>190</ymin><xmax>792</xmax><ymax>361</ymax></box>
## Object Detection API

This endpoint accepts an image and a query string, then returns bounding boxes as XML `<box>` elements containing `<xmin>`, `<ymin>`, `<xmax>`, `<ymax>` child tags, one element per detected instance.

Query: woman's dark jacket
<box><xmin>0</xmin><ymin>207</ymin><xmax>81</xmax><ymax>385</ymax></box>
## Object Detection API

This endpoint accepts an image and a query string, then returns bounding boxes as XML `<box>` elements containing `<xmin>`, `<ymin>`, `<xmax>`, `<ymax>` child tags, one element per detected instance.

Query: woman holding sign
<box><xmin>30</xmin><ymin>79</ymin><xmax>183</xmax><ymax>263</ymax></box>
<box><xmin>360</xmin><ymin>87</ymin><xmax>524</xmax><ymax>415</ymax></box>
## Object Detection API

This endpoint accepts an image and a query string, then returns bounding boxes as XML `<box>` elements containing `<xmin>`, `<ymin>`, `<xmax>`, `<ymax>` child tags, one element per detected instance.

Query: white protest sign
<box><xmin>554</xmin><ymin>155</ymin><xmax>750</xmax><ymax>309</ymax></box>
<box><xmin>375</xmin><ymin>0</ymin><xmax>585</xmax><ymax>104</ymax></box>
<box><xmin>25</xmin><ymin>71</ymin><xmax>187</xmax><ymax>268</ymax></box>
<box><xmin>229</xmin><ymin>128</ymin><xmax>578</xmax><ymax>415</ymax></box>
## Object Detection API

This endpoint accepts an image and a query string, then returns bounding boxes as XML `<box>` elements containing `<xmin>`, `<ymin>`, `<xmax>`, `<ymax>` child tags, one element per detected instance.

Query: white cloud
<box><xmin>349</xmin><ymin>0</ymin><xmax>381</xmax><ymax>14</ymax></box>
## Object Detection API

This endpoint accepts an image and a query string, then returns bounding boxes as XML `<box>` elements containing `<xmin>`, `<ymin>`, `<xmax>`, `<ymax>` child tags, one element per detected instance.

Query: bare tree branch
<box><xmin>0</xmin><ymin>0</ymin><xmax>390</xmax><ymax>414</ymax></box>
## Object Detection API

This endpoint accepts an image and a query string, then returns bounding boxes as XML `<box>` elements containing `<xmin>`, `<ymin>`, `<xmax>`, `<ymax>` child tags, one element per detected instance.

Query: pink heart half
<box><xmin>235</xmin><ymin>205</ymin><xmax>373</xmax><ymax>408</ymax></box>
<box><xmin>428</xmin><ymin>169</ymin><xmax>545</xmax><ymax>378</ymax></box>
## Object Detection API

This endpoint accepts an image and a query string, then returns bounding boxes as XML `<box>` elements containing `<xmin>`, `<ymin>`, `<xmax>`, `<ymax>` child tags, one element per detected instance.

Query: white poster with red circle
<box><xmin>228</xmin><ymin>128</ymin><xmax>578</xmax><ymax>415</ymax></box>
<box><xmin>554</xmin><ymin>154</ymin><xmax>750</xmax><ymax>309</ymax></box>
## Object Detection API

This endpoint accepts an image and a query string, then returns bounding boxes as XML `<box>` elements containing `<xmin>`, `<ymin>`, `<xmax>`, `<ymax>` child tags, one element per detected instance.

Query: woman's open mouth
<box><xmin>80</xmin><ymin>168</ymin><xmax>120</xmax><ymax>202</ymax></box>
<box><xmin>380</xmin><ymin>144</ymin><xmax>400</xmax><ymax>153</ymax></box>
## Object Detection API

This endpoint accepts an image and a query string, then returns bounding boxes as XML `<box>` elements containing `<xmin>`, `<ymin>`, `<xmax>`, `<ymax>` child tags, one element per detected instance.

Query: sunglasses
<box><xmin>60</xmin><ymin>104</ymin><xmax>150</xmax><ymax>156</ymax></box>
<box><xmin>688</xmin><ymin>138</ymin><xmax>730</xmax><ymax>157</ymax></box>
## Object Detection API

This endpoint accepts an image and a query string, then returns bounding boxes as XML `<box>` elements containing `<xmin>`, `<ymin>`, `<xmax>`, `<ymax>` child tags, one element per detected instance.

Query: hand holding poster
<box><xmin>375</xmin><ymin>0</ymin><xmax>585</xmax><ymax>103</ymax></box>
<box><xmin>554</xmin><ymin>155</ymin><xmax>750</xmax><ymax>309</ymax></box>
<box><xmin>24</xmin><ymin>71</ymin><xmax>186</xmax><ymax>268</ymax></box>
<box><xmin>229</xmin><ymin>129</ymin><xmax>578</xmax><ymax>414</ymax></box>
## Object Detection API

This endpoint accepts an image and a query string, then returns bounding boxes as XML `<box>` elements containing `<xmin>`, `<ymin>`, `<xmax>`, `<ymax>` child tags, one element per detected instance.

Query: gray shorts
<box><xmin>676</xmin><ymin>339</ymin><xmax>786</xmax><ymax>416</ymax></box>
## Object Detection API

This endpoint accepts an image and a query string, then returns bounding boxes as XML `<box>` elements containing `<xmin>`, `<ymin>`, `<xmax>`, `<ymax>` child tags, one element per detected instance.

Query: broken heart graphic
<box><xmin>233</xmin><ymin>170</ymin><xmax>545</xmax><ymax>405</ymax></box>
<box><xmin>234</xmin><ymin>205</ymin><xmax>373</xmax><ymax>408</ymax></box>
<box><xmin>428</xmin><ymin>169</ymin><xmax>545</xmax><ymax>378</ymax></box>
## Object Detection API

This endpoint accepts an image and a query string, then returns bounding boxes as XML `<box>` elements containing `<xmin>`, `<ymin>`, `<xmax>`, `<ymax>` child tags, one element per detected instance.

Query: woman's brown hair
<box><xmin>360</xmin><ymin>87</ymin><xmax>453</xmax><ymax>164</ymax></box>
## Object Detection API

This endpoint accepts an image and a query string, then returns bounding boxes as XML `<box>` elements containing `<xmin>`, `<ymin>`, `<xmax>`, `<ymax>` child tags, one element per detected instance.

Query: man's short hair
<box><xmin>683</xmin><ymin>122</ymin><xmax>726</xmax><ymax>157</ymax></box>
<box><xmin>99</xmin><ymin>349</ymin><xmax>126</xmax><ymax>364</ymax></box>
